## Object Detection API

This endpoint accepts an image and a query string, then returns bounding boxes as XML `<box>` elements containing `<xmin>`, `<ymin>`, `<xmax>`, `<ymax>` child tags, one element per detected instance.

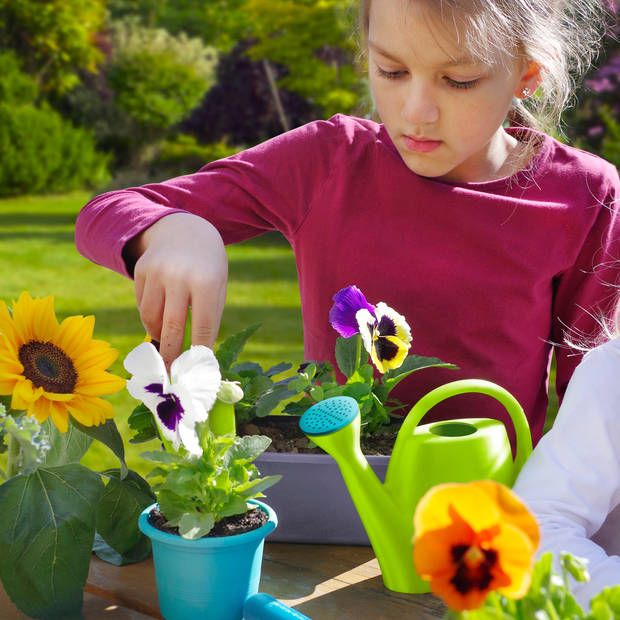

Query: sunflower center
<box><xmin>450</xmin><ymin>543</ymin><xmax>498</xmax><ymax>594</ymax></box>
<box><xmin>18</xmin><ymin>341</ymin><xmax>78</xmax><ymax>394</ymax></box>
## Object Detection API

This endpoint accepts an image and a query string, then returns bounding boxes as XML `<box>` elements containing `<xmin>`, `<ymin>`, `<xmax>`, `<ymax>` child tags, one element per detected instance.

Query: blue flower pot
<box><xmin>139</xmin><ymin>500</ymin><xmax>277</xmax><ymax>620</ymax></box>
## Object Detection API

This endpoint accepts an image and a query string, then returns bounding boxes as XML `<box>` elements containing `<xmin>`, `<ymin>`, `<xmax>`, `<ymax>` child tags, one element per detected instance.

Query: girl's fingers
<box><xmin>136</xmin><ymin>275</ymin><xmax>165</xmax><ymax>343</ymax></box>
<box><xmin>159</xmin><ymin>287</ymin><xmax>191</xmax><ymax>369</ymax></box>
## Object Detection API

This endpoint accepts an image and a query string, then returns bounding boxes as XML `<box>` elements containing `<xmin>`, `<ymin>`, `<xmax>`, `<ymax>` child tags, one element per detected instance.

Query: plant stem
<box><xmin>0</xmin><ymin>463</ymin><xmax>6</xmax><ymax>482</ymax></box>
<box><xmin>355</xmin><ymin>334</ymin><xmax>362</xmax><ymax>373</ymax></box>
<box><xmin>544</xmin><ymin>599</ymin><xmax>561</xmax><ymax>620</ymax></box>
<box><xmin>6</xmin><ymin>433</ymin><xmax>20</xmax><ymax>478</ymax></box>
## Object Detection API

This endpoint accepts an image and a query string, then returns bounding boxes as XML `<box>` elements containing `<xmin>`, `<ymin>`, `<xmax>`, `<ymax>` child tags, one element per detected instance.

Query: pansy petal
<box><xmin>371</xmin><ymin>335</ymin><xmax>409</xmax><ymax>373</ymax></box>
<box><xmin>126</xmin><ymin>376</ymin><xmax>165</xmax><ymax>413</ymax></box>
<box><xmin>375</xmin><ymin>302</ymin><xmax>412</xmax><ymax>345</ymax></box>
<box><xmin>356</xmin><ymin>308</ymin><xmax>375</xmax><ymax>356</ymax></box>
<box><xmin>329</xmin><ymin>285</ymin><xmax>375</xmax><ymax>337</ymax></box>
<box><xmin>173</xmin><ymin>345</ymin><xmax>221</xmax><ymax>412</ymax></box>
<box><xmin>178</xmin><ymin>420</ymin><xmax>202</xmax><ymax>457</ymax></box>
<box><xmin>494</xmin><ymin>524</ymin><xmax>537</xmax><ymax>598</ymax></box>
<box><xmin>123</xmin><ymin>342</ymin><xmax>168</xmax><ymax>388</ymax></box>
<box><xmin>414</xmin><ymin>482</ymin><xmax>501</xmax><ymax>539</ymax></box>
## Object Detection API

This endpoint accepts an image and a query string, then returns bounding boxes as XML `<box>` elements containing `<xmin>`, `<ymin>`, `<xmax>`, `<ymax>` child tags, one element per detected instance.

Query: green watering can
<box><xmin>298</xmin><ymin>379</ymin><xmax>532</xmax><ymax>594</ymax></box>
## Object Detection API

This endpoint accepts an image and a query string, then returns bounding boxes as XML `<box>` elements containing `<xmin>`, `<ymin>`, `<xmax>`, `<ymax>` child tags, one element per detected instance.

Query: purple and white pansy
<box><xmin>124</xmin><ymin>342</ymin><xmax>222</xmax><ymax>456</ymax></box>
<box><xmin>329</xmin><ymin>286</ymin><xmax>412</xmax><ymax>373</ymax></box>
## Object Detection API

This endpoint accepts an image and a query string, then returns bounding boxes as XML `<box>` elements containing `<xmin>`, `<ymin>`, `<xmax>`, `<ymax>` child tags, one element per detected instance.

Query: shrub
<box><xmin>0</xmin><ymin>103</ymin><xmax>109</xmax><ymax>197</ymax></box>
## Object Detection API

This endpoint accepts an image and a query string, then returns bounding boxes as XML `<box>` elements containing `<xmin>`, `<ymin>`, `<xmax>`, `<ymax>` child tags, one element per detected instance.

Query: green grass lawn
<box><xmin>0</xmin><ymin>192</ymin><xmax>304</xmax><ymax>476</ymax></box>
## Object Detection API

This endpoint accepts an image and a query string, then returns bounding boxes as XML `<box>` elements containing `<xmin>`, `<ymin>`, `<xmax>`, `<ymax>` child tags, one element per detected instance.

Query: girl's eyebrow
<box><xmin>368</xmin><ymin>40</ymin><xmax>477</xmax><ymax>68</ymax></box>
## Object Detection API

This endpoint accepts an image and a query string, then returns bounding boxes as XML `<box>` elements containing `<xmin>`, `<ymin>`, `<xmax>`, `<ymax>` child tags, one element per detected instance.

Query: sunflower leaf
<box><xmin>44</xmin><ymin>418</ymin><xmax>92</xmax><ymax>467</ymax></box>
<box><xmin>69</xmin><ymin>416</ymin><xmax>128</xmax><ymax>479</ymax></box>
<box><xmin>96</xmin><ymin>468</ymin><xmax>155</xmax><ymax>557</ymax></box>
<box><xmin>0</xmin><ymin>464</ymin><xmax>104</xmax><ymax>618</ymax></box>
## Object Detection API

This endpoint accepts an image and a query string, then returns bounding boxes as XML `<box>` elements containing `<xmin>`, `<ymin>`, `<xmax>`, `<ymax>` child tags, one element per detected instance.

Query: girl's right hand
<box><xmin>129</xmin><ymin>212</ymin><xmax>228</xmax><ymax>369</ymax></box>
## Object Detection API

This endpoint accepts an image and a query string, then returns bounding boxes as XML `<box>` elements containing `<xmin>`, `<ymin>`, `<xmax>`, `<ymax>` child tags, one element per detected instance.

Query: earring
<box><xmin>521</xmin><ymin>87</ymin><xmax>532</xmax><ymax>97</ymax></box>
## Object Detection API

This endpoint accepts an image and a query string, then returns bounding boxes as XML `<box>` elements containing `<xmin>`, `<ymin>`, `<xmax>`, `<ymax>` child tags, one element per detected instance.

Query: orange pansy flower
<box><xmin>413</xmin><ymin>480</ymin><xmax>540</xmax><ymax>611</ymax></box>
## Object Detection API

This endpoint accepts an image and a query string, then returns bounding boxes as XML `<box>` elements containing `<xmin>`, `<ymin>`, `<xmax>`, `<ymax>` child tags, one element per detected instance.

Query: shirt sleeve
<box><xmin>552</xmin><ymin>166</ymin><xmax>620</xmax><ymax>401</ymax></box>
<box><xmin>75</xmin><ymin>116</ymin><xmax>344</xmax><ymax>278</ymax></box>
<box><xmin>514</xmin><ymin>340</ymin><xmax>620</xmax><ymax>607</ymax></box>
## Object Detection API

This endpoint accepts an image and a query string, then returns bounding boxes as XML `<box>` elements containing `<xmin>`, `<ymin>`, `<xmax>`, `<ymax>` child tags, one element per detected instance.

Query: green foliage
<box><xmin>0</xmin><ymin>51</ymin><xmax>37</xmax><ymax>105</ymax></box>
<box><xmin>0</xmin><ymin>101</ymin><xmax>109</xmax><ymax>197</ymax></box>
<box><xmin>142</xmin><ymin>431</ymin><xmax>280</xmax><ymax>539</ymax></box>
<box><xmin>454</xmin><ymin>552</ymin><xmax>620</xmax><ymax>620</ymax></box>
<box><xmin>0</xmin><ymin>464</ymin><xmax>104</xmax><ymax>619</ymax></box>
<box><xmin>599</xmin><ymin>106</ymin><xmax>620</xmax><ymax>169</ymax></box>
<box><xmin>108</xmin><ymin>20</ymin><xmax>217</xmax><ymax>131</ymax></box>
<box><xmin>96</xmin><ymin>469</ymin><xmax>155</xmax><ymax>558</ymax></box>
<box><xmin>0</xmin><ymin>0</ymin><xmax>106</xmax><ymax>93</ymax></box>
<box><xmin>243</xmin><ymin>0</ymin><xmax>363</xmax><ymax>117</ymax></box>
<box><xmin>150</xmin><ymin>134</ymin><xmax>242</xmax><ymax>178</ymax></box>
<box><xmin>283</xmin><ymin>335</ymin><xmax>457</xmax><ymax>435</ymax></box>
<box><xmin>0</xmin><ymin>410</ymin><xmax>50</xmax><ymax>475</ymax></box>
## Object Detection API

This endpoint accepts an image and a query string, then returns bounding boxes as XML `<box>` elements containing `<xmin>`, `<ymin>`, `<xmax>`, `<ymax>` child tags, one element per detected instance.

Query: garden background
<box><xmin>0</xmin><ymin>0</ymin><xmax>618</xmax><ymax>475</ymax></box>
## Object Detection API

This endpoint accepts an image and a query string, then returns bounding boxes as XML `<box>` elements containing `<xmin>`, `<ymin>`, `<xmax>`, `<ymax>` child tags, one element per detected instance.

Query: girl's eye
<box><xmin>376</xmin><ymin>66</ymin><xmax>407</xmax><ymax>80</ymax></box>
<box><xmin>445</xmin><ymin>77</ymin><xmax>480</xmax><ymax>89</ymax></box>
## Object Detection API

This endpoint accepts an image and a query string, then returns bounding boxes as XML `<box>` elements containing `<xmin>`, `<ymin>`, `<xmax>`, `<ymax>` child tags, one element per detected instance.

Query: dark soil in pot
<box><xmin>148</xmin><ymin>507</ymin><xmax>268</xmax><ymax>537</ymax></box>
<box><xmin>240</xmin><ymin>414</ymin><xmax>402</xmax><ymax>455</ymax></box>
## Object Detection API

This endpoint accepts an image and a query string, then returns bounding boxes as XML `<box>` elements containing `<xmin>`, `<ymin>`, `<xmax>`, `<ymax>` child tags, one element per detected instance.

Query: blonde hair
<box><xmin>359</xmin><ymin>0</ymin><xmax>613</xmax><ymax>134</ymax></box>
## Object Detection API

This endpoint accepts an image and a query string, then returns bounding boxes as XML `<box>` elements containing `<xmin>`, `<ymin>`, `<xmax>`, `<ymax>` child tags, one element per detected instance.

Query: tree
<box><xmin>0</xmin><ymin>0</ymin><xmax>106</xmax><ymax>93</ymax></box>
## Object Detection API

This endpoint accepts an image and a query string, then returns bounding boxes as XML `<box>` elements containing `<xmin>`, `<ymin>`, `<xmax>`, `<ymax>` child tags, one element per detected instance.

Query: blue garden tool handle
<box><xmin>244</xmin><ymin>593</ymin><xmax>311</xmax><ymax>619</ymax></box>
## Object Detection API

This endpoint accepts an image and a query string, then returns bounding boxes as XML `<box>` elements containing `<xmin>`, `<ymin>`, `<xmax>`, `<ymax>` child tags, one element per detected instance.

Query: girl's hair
<box><xmin>359</xmin><ymin>0</ymin><xmax>614</xmax><ymax>134</ymax></box>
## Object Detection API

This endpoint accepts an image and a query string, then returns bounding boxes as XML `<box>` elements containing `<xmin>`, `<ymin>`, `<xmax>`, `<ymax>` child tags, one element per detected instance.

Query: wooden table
<box><xmin>0</xmin><ymin>543</ymin><xmax>445</xmax><ymax>619</ymax></box>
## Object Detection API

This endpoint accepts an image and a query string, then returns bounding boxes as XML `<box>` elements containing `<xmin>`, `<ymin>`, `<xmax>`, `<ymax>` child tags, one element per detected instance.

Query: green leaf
<box><xmin>237</xmin><ymin>474</ymin><xmax>282</xmax><ymax>498</ymax></box>
<box><xmin>96</xmin><ymin>469</ymin><xmax>155</xmax><ymax>555</ymax></box>
<box><xmin>178</xmin><ymin>511</ymin><xmax>215</xmax><ymax>539</ymax></box>
<box><xmin>0</xmin><ymin>464</ymin><xmax>104</xmax><ymax>618</ymax></box>
<box><xmin>44</xmin><ymin>419</ymin><xmax>92</xmax><ymax>467</ymax></box>
<box><xmin>140</xmin><ymin>450</ymin><xmax>183</xmax><ymax>465</ymax></box>
<box><xmin>92</xmin><ymin>532</ymin><xmax>151</xmax><ymax>566</ymax></box>
<box><xmin>382</xmin><ymin>355</ymin><xmax>457</xmax><ymax>392</ymax></box>
<box><xmin>264</xmin><ymin>362</ymin><xmax>293</xmax><ymax>377</ymax></box>
<box><xmin>335</xmin><ymin>335</ymin><xmax>360</xmax><ymax>378</ymax></box>
<box><xmin>216</xmin><ymin>322</ymin><xmax>262</xmax><ymax>371</ymax></box>
<box><xmin>229</xmin><ymin>435</ymin><xmax>272</xmax><ymax>462</ymax></box>
<box><xmin>128</xmin><ymin>403</ymin><xmax>159</xmax><ymax>444</ymax></box>
<box><xmin>256</xmin><ymin>387</ymin><xmax>296</xmax><ymax>417</ymax></box>
<box><xmin>69</xmin><ymin>416</ymin><xmax>128</xmax><ymax>479</ymax></box>
<box><xmin>282</xmin><ymin>398</ymin><xmax>314</xmax><ymax>415</ymax></box>
<box><xmin>343</xmin><ymin>382</ymin><xmax>372</xmax><ymax>400</ymax></box>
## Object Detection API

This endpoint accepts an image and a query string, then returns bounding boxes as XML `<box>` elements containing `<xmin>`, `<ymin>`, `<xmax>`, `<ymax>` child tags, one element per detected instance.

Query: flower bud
<box><xmin>217</xmin><ymin>380</ymin><xmax>244</xmax><ymax>404</ymax></box>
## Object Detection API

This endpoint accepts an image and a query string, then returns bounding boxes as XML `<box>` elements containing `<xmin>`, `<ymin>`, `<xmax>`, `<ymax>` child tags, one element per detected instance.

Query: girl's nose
<box><xmin>402</xmin><ymin>82</ymin><xmax>439</xmax><ymax>125</ymax></box>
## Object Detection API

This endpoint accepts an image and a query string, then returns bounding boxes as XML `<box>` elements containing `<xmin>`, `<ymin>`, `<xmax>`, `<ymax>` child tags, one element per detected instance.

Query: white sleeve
<box><xmin>514</xmin><ymin>339</ymin><xmax>620</xmax><ymax>606</ymax></box>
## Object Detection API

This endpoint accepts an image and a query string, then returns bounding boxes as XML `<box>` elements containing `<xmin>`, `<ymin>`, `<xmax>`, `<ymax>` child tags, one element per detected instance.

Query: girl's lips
<box><xmin>403</xmin><ymin>135</ymin><xmax>442</xmax><ymax>153</ymax></box>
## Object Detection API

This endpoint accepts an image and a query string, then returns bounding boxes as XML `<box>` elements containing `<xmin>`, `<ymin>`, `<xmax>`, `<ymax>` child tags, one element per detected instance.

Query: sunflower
<box><xmin>0</xmin><ymin>292</ymin><xmax>126</xmax><ymax>432</ymax></box>
<box><xmin>413</xmin><ymin>480</ymin><xmax>540</xmax><ymax>611</ymax></box>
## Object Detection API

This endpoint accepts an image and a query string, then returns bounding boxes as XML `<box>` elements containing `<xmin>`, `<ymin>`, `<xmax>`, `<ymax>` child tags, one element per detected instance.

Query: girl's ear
<box><xmin>515</xmin><ymin>61</ymin><xmax>542</xmax><ymax>99</ymax></box>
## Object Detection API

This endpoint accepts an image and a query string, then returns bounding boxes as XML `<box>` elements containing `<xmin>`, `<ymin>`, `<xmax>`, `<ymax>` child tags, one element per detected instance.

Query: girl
<box><xmin>75</xmin><ymin>0</ymin><xmax>620</xmax><ymax>445</ymax></box>
<box><xmin>514</xmin><ymin>315</ymin><xmax>620</xmax><ymax>604</ymax></box>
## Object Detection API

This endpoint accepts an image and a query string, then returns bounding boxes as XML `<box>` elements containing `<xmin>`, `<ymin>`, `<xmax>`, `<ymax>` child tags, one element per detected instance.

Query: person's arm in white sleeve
<box><xmin>514</xmin><ymin>338</ymin><xmax>620</xmax><ymax>606</ymax></box>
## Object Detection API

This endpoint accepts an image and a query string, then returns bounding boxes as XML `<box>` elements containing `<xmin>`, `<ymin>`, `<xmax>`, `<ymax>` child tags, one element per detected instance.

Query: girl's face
<box><xmin>368</xmin><ymin>0</ymin><xmax>530</xmax><ymax>184</ymax></box>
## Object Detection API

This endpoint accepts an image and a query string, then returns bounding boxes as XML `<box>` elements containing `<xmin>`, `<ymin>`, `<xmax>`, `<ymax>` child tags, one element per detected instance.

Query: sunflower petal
<box><xmin>76</xmin><ymin>371</ymin><xmax>126</xmax><ymax>396</ymax></box>
<box><xmin>56</xmin><ymin>315</ymin><xmax>95</xmax><ymax>357</ymax></box>
<box><xmin>48</xmin><ymin>401</ymin><xmax>69</xmax><ymax>433</ymax></box>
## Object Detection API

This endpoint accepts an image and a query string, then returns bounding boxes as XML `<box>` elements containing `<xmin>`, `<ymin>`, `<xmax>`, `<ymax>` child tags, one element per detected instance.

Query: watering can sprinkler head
<box><xmin>298</xmin><ymin>396</ymin><xmax>362</xmax><ymax>460</ymax></box>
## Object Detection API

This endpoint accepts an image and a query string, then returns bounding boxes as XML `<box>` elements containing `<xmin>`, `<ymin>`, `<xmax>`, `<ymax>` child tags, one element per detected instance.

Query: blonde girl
<box><xmin>76</xmin><ymin>0</ymin><xmax>619</xmax><ymax>445</ymax></box>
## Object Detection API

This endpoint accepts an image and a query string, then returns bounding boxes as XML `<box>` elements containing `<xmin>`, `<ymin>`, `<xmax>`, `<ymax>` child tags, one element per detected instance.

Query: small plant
<box><xmin>281</xmin><ymin>285</ymin><xmax>457</xmax><ymax>435</ymax></box>
<box><xmin>0</xmin><ymin>292</ymin><xmax>151</xmax><ymax>618</ymax></box>
<box><xmin>124</xmin><ymin>341</ymin><xmax>280</xmax><ymax>539</ymax></box>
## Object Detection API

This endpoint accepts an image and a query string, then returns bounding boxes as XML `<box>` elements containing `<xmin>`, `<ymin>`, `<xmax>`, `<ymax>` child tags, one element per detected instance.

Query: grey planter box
<box><xmin>256</xmin><ymin>451</ymin><xmax>389</xmax><ymax>545</ymax></box>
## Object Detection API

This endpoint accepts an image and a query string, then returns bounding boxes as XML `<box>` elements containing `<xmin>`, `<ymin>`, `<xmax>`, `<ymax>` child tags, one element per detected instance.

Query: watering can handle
<box><xmin>399</xmin><ymin>379</ymin><xmax>533</xmax><ymax>478</ymax></box>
